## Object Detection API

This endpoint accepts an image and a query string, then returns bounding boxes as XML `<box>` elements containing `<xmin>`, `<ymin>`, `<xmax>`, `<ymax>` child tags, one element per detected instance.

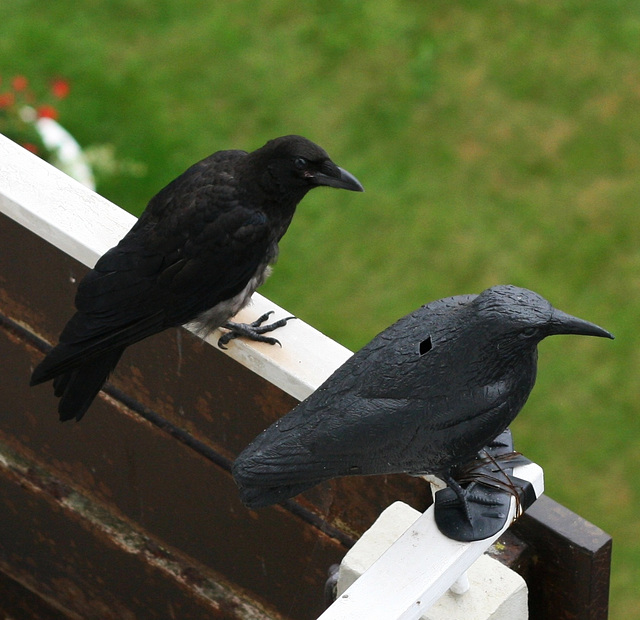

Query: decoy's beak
<box><xmin>550</xmin><ymin>308</ymin><xmax>614</xmax><ymax>340</ymax></box>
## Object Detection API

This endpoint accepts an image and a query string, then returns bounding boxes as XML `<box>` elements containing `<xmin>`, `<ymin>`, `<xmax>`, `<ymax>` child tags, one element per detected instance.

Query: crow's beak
<box><xmin>550</xmin><ymin>308</ymin><xmax>614</xmax><ymax>339</ymax></box>
<box><xmin>314</xmin><ymin>166</ymin><xmax>364</xmax><ymax>192</ymax></box>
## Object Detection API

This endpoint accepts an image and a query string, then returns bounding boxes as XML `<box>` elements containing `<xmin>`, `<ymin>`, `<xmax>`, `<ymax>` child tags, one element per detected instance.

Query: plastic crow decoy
<box><xmin>233</xmin><ymin>285</ymin><xmax>613</xmax><ymax>520</ymax></box>
<box><xmin>30</xmin><ymin>135</ymin><xmax>363</xmax><ymax>421</ymax></box>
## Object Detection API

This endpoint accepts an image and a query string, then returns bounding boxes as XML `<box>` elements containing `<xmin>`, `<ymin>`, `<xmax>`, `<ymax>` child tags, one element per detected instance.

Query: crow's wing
<box><xmin>31</xmin><ymin>151</ymin><xmax>272</xmax><ymax>383</ymax></box>
<box><xmin>74</xmin><ymin>200</ymin><xmax>271</xmax><ymax>329</ymax></box>
<box><xmin>234</xmin><ymin>381</ymin><xmax>510</xmax><ymax>480</ymax></box>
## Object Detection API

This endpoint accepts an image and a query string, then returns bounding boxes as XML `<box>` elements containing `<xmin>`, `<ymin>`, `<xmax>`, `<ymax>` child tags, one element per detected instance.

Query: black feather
<box><xmin>54</xmin><ymin>347</ymin><xmax>125</xmax><ymax>422</ymax></box>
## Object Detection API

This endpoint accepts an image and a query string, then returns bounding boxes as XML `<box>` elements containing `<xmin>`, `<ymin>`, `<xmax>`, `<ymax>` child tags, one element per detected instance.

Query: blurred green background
<box><xmin>2</xmin><ymin>0</ymin><xmax>638</xmax><ymax>616</ymax></box>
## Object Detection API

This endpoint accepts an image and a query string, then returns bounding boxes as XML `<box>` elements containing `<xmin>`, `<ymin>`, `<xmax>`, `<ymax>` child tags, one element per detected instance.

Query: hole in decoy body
<box><xmin>419</xmin><ymin>336</ymin><xmax>433</xmax><ymax>356</ymax></box>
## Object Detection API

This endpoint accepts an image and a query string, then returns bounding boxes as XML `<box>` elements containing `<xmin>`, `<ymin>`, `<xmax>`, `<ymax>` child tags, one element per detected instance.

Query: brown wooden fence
<box><xmin>0</xmin><ymin>135</ymin><xmax>611</xmax><ymax>619</ymax></box>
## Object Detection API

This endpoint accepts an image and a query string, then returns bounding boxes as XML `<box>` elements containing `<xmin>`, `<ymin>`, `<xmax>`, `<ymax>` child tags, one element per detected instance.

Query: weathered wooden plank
<box><xmin>0</xmin><ymin>569</ymin><xmax>72</xmax><ymax>620</ymax></box>
<box><xmin>0</xmin><ymin>326</ymin><xmax>345</xmax><ymax>619</ymax></box>
<box><xmin>0</xmin><ymin>443</ymin><xmax>278</xmax><ymax>620</ymax></box>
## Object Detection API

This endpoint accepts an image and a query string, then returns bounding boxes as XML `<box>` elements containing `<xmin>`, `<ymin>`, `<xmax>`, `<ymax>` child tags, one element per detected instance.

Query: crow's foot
<box><xmin>218</xmin><ymin>312</ymin><xmax>296</xmax><ymax>349</ymax></box>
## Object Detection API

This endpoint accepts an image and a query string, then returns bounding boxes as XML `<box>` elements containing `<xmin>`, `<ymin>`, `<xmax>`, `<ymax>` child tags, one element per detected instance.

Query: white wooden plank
<box><xmin>337</xmin><ymin>502</ymin><xmax>529</xmax><ymax>620</ymax></box>
<box><xmin>0</xmin><ymin>133</ymin><xmax>132</xmax><ymax>266</ymax></box>
<box><xmin>0</xmin><ymin>133</ymin><xmax>352</xmax><ymax>401</ymax></box>
<box><xmin>320</xmin><ymin>462</ymin><xmax>543</xmax><ymax>620</ymax></box>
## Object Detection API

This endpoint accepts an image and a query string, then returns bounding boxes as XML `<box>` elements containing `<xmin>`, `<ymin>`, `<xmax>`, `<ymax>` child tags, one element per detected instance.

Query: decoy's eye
<box><xmin>520</xmin><ymin>326</ymin><xmax>537</xmax><ymax>338</ymax></box>
<box><xmin>294</xmin><ymin>157</ymin><xmax>308</xmax><ymax>170</ymax></box>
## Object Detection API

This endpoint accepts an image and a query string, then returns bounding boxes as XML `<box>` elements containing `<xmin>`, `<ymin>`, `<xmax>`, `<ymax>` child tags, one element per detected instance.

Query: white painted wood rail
<box><xmin>321</xmin><ymin>461</ymin><xmax>543</xmax><ymax>620</ymax></box>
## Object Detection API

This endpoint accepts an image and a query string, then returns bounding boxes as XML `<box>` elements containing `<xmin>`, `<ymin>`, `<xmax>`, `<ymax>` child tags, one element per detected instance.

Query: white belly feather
<box><xmin>190</xmin><ymin>264</ymin><xmax>273</xmax><ymax>336</ymax></box>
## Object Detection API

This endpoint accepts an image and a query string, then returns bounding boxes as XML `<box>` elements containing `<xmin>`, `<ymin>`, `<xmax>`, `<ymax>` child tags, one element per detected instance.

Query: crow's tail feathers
<box><xmin>51</xmin><ymin>347</ymin><xmax>125</xmax><ymax>422</ymax></box>
<box><xmin>30</xmin><ymin>311</ymin><xmax>164</xmax><ymax>388</ymax></box>
<box><xmin>30</xmin><ymin>311</ymin><xmax>165</xmax><ymax>421</ymax></box>
<box><xmin>232</xmin><ymin>452</ymin><xmax>332</xmax><ymax>509</ymax></box>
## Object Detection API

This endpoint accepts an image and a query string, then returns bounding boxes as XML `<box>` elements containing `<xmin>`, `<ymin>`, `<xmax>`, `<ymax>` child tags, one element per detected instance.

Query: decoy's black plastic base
<box><xmin>434</xmin><ymin>429</ymin><xmax>537</xmax><ymax>542</ymax></box>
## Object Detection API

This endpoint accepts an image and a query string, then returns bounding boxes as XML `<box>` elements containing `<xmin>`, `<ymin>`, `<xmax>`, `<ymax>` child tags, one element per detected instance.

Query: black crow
<box><xmin>30</xmin><ymin>135</ymin><xmax>363</xmax><ymax>421</ymax></box>
<box><xmin>233</xmin><ymin>285</ymin><xmax>613</xmax><ymax>509</ymax></box>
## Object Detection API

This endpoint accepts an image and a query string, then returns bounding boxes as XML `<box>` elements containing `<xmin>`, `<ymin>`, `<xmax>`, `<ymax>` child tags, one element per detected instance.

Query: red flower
<box><xmin>0</xmin><ymin>92</ymin><xmax>15</xmax><ymax>107</ymax></box>
<box><xmin>37</xmin><ymin>105</ymin><xmax>59</xmax><ymax>120</ymax></box>
<box><xmin>22</xmin><ymin>143</ymin><xmax>39</xmax><ymax>154</ymax></box>
<box><xmin>51</xmin><ymin>78</ymin><xmax>70</xmax><ymax>99</ymax></box>
<box><xmin>12</xmin><ymin>75</ymin><xmax>29</xmax><ymax>91</ymax></box>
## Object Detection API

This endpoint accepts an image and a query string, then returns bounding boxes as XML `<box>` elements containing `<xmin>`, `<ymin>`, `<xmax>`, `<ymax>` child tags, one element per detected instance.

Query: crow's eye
<box><xmin>520</xmin><ymin>326</ymin><xmax>537</xmax><ymax>338</ymax></box>
<box><xmin>294</xmin><ymin>157</ymin><xmax>308</xmax><ymax>170</ymax></box>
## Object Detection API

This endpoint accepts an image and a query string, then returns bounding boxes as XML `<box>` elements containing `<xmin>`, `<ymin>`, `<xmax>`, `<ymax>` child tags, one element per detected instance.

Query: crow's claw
<box><xmin>218</xmin><ymin>314</ymin><xmax>297</xmax><ymax>349</ymax></box>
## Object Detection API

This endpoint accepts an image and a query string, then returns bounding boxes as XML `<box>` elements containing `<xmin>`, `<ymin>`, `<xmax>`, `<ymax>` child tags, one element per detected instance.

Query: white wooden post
<box><xmin>320</xmin><ymin>461</ymin><xmax>543</xmax><ymax>620</ymax></box>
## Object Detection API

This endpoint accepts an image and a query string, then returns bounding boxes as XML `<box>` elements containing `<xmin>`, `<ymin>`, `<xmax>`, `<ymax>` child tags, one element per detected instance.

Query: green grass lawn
<box><xmin>2</xmin><ymin>1</ymin><xmax>639</xmax><ymax>616</ymax></box>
